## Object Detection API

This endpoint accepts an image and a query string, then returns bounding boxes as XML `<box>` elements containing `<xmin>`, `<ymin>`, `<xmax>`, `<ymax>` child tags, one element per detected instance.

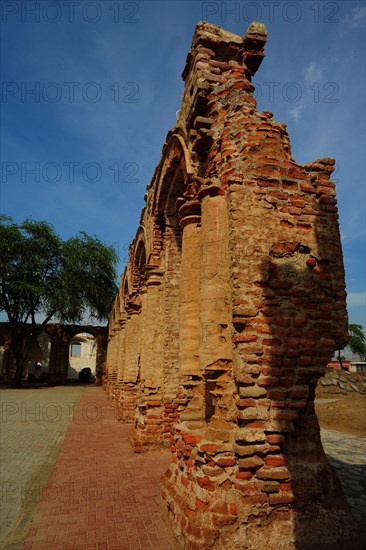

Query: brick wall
<box><xmin>105</xmin><ymin>21</ymin><xmax>356</xmax><ymax>549</ymax></box>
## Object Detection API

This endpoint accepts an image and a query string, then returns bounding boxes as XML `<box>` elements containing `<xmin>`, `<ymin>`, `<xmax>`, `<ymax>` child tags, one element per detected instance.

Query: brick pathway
<box><xmin>0</xmin><ymin>386</ymin><xmax>83</xmax><ymax>548</ymax></box>
<box><xmin>22</xmin><ymin>387</ymin><xmax>179</xmax><ymax>550</ymax></box>
<box><xmin>5</xmin><ymin>387</ymin><xmax>364</xmax><ymax>549</ymax></box>
<box><xmin>320</xmin><ymin>428</ymin><xmax>366</xmax><ymax>542</ymax></box>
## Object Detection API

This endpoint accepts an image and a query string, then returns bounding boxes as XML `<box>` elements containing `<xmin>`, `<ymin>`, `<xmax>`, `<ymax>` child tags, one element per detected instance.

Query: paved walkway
<box><xmin>0</xmin><ymin>387</ymin><xmax>83</xmax><ymax>548</ymax></box>
<box><xmin>320</xmin><ymin>428</ymin><xmax>366</xmax><ymax>541</ymax></box>
<box><xmin>1</xmin><ymin>387</ymin><xmax>365</xmax><ymax>549</ymax></box>
<box><xmin>18</xmin><ymin>387</ymin><xmax>179</xmax><ymax>550</ymax></box>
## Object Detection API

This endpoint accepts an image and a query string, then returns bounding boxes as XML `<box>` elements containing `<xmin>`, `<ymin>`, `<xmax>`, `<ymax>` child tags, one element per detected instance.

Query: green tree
<box><xmin>348</xmin><ymin>323</ymin><xmax>366</xmax><ymax>360</ymax></box>
<box><xmin>336</xmin><ymin>323</ymin><xmax>366</xmax><ymax>368</ymax></box>
<box><xmin>0</xmin><ymin>216</ymin><xmax>118</xmax><ymax>386</ymax></box>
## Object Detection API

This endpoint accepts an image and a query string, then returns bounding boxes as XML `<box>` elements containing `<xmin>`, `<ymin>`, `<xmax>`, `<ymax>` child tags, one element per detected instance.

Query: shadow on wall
<box><xmin>251</xmin><ymin>192</ymin><xmax>357</xmax><ymax>547</ymax></box>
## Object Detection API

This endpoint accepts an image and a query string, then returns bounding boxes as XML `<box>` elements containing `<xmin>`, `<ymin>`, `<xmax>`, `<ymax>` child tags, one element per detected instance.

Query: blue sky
<box><xmin>1</xmin><ymin>0</ymin><xmax>365</xmax><ymax>327</ymax></box>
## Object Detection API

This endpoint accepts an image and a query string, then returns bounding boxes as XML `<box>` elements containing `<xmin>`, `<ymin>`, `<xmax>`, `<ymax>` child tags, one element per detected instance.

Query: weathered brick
<box><xmin>265</xmin><ymin>455</ymin><xmax>287</xmax><ymax>467</ymax></box>
<box><xmin>269</xmin><ymin>492</ymin><xmax>295</xmax><ymax>505</ymax></box>
<box><xmin>216</xmin><ymin>456</ymin><xmax>236</xmax><ymax>467</ymax></box>
<box><xmin>235</xmin><ymin>471</ymin><xmax>253</xmax><ymax>480</ymax></box>
<box><xmin>197</xmin><ymin>476</ymin><xmax>216</xmax><ymax>492</ymax></box>
<box><xmin>238</xmin><ymin>456</ymin><xmax>265</xmax><ymax>469</ymax></box>
<box><xmin>263</xmin><ymin>481</ymin><xmax>280</xmax><ymax>493</ymax></box>
<box><xmin>104</xmin><ymin>18</ymin><xmax>351</xmax><ymax>550</ymax></box>
<box><xmin>256</xmin><ymin>466</ymin><xmax>290</xmax><ymax>480</ymax></box>
<box><xmin>239</xmin><ymin>385</ymin><xmax>267</xmax><ymax>398</ymax></box>
<box><xmin>182</xmin><ymin>434</ymin><xmax>201</xmax><ymax>446</ymax></box>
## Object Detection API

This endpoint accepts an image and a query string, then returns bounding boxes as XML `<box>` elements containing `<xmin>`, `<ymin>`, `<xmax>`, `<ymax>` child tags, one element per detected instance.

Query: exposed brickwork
<box><xmin>105</xmin><ymin>21</ymin><xmax>357</xmax><ymax>549</ymax></box>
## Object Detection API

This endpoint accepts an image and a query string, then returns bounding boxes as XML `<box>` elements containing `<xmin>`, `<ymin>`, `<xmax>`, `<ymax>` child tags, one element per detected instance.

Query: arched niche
<box><xmin>132</xmin><ymin>233</ymin><xmax>147</xmax><ymax>288</ymax></box>
<box><xmin>122</xmin><ymin>272</ymin><xmax>130</xmax><ymax>303</ymax></box>
<box><xmin>154</xmin><ymin>136</ymin><xmax>193</xmax><ymax>402</ymax></box>
<box><xmin>68</xmin><ymin>331</ymin><xmax>97</xmax><ymax>382</ymax></box>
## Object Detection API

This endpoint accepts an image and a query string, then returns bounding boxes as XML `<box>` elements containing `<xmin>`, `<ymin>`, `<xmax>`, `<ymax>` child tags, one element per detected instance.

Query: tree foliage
<box><xmin>0</xmin><ymin>215</ymin><xmax>118</xmax><ymax>385</ymax></box>
<box><xmin>348</xmin><ymin>323</ymin><xmax>366</xmax><ymax>360</ymax></box>
<box><xmin>336</xmin><ymin>323</ymin><xmax>366</xmax><ymax>368</ymax></box>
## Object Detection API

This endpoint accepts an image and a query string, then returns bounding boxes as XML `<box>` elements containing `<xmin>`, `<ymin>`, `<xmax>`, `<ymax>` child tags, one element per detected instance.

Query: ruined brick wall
<box><xmin>105</xmin><ymin>21</ymin><xmax>357</xmax><ymax>549</ymax></box>
<box><xmin>0</xmin><ymin>323</ymin><xmax>107</xmax><ymax>385</ymax></box>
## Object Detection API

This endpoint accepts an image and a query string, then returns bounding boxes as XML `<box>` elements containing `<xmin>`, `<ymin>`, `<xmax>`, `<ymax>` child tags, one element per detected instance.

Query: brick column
<box><xmin>115</xmin><ymin>319</ymin><xmax>126</xmax><ymax>417</ymax></box>
<box><xmin>118</xmin><ymin>307</ymin><xmax>140</xmax><ymax>421</ymax></box>
<box><xmin>199</xmin><ymin>191</ymin><xmax>233</xmax><ymax>420</ymax></box>
<box><xmin>129</xmin><ymin>271</ymin><xmax>165</xmax><ymax>451</ymax></box>
<box><xmin>104</xmin><ymin>327</ymin><xmax>119</xmax><ymax>399</ymax></box>
<box><xmin>178</xmin><ymin>201</ymin><xmax>202</xmax><ymax>426</ymax></box>
<box><xmin>162</xmin><ymin>190</ymin><xmax>236</xmax><ymax>545</ymax></box>
<box><xmin>48</xmin><ymin>333</ymin><xmax>69</xmax><ymax>385</ymax></box>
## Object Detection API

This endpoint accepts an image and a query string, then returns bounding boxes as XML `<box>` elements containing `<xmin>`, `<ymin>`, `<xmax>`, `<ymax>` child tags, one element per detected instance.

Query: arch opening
<box><xmin>68</xmin><ymin>332</ymin><xmax>97</xmax><ymax>382</ymax></box>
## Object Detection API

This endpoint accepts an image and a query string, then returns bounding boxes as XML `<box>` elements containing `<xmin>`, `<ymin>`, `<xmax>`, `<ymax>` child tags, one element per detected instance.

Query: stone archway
<box><xmin>45</xmin><ymin>324</ymin><xmax>107</xmax><ymax>385</ymax></box>
<box><xmin>67</xmin><ymin>332</ymin><xmax>97</xmax><ymax>381</ymax></box>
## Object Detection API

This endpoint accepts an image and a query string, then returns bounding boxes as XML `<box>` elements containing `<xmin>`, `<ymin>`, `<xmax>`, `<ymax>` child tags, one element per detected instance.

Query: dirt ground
<box><xmin>315</xmin><ymin>371</ymin><xmax>366</xmax><ymax>437</ymax></box>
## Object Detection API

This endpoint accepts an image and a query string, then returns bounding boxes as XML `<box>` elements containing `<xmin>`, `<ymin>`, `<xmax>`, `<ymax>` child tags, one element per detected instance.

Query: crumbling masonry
<box><xmin>105</xmin><ymin>21</ymin><xmax>357</xmax><ymax>549</ymax></box>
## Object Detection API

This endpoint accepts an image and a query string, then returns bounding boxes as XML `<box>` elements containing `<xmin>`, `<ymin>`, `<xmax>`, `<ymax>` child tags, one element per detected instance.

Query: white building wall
<box><xmin>68</xmin><ymin>333</ymin><xmax>97</xmax><ymax>379</ymax></box>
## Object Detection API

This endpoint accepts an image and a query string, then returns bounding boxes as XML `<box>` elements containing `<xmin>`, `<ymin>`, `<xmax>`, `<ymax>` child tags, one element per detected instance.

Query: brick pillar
<box><xmin>162</xmin><ymin>191</ymin><xmax>236</xmax><ymax>546</ymax></box>
<box><xmin>48</xmin><ymin>334</ymin><xmax>69</xmax><ymax>385</ymax></box>
<box><xmin>104</xmin><ymin>326</ymin><xmax>119</xmax><ymax>399</ymax></box>
<box><xmin>179</xmin><ymin>201</ymin><xmax>202</xmax><ymax>426</ymax></box>
<box><xmin>115</xmin><ymin>319</ymin><xmax>126</xmax><ymax>415</ymax></box>
<box><xmin>129</xmin><ymin>271</ymin><xmax>165</xmax><ymax>451</ymax></box>
<box><xmin>140</xmin><ymin>272</ymin><xmax>163</xmax><ymax>391</ymax></box>
<box><xmin>199</xmin><ymin>191</ymin><xmax>233</xmax><ymax>408</ymax></box>
<box><xmin>118</xmin><ymin>307</ymin><xmax>140</xmax><ymax>421</ymax></box>
<box><xmin>162</xmin><ymin>227</ymin><xmax>182</xmax><ymax>402</ymax></box>
<box><xmin>94</xmin><ymin>331</ymin><xmax>107</xmax><ymax>386</ymax></box>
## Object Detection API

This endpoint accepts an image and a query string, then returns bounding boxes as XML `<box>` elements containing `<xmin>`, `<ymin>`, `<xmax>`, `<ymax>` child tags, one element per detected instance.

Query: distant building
<box><xmin>68</xmin><ymin>332</ymin><xmax>97</xmax><ymax>381</ymax></box>
<box><xmin>326</xmin><ymin>360</ymin><xmax>351</xmax><ymax>371</ymax></box>
<box><xmin>349</xmin><ymin>361</ymin><xmax>366</xmax><ymax>377</ymax></box>
<box><xmin>326</xmin><ymin>359</ymin><xmax>366</xmax><ymax>377</ymax></box>
<box><xmin>0</xmin><ymin>323</ymin><xmax>107</xmax><ymax>385</ymax></box>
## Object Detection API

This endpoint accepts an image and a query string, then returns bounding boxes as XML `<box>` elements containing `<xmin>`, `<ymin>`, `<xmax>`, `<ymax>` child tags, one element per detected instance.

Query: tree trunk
<box><xmin>9</xmin><ymin>325</ymin><xmax>44</xmax><ymax>387</ymax></box>
<box><xmin>9</xmin><ymin>329</ymin><xmax>27</xmax><ymax>388</ymax></box>
<box><xmin>337</xmin><ymin>348</ymin><xmax>344</xmax><ymax>370</ymax></box>
<box><xmin>11</xmin><ymin>346</ymin><xmax>24</xmax><ymax>387</ymax></box>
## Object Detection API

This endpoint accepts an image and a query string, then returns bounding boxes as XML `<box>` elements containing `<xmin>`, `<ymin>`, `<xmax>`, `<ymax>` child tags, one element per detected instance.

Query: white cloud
<box><xmin>302</xmin><ymin>62</ymin><xmax>323</xmax><ymax>86</ymax></box>
<box><xmin>341</xmin><ymin>228</ymin><xmax>366</xmax><ymax>243</ymax></box>
<box><xmin>349</xmin><ymin>6</ymin><xmax>366</xmax><ymax>29</ymax></box>
<box><xmin>288</xmin><ymin>105</ymin><xmax>303</xmax><ymax>121</ymax></box>
<box><xmin>347</xmin><ymin>291</ymin><xmax>366</xmax><ymax>307</ymax></box>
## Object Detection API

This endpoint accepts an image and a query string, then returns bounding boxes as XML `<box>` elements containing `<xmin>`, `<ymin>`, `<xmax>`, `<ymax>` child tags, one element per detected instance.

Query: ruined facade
<box><xmin>0</xmin><ymin>323</ymin><xmax>107</xmax><ymax>385</ymax></box>
<box><xmin>68</xmin><ymin>332</ymin><xmax>97</xmax><ymax>380</ymax></box>
<box><xmin>105</xmin><ymin>22</ymin><xmax>357</xmax><ymax>549</ymax></box>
